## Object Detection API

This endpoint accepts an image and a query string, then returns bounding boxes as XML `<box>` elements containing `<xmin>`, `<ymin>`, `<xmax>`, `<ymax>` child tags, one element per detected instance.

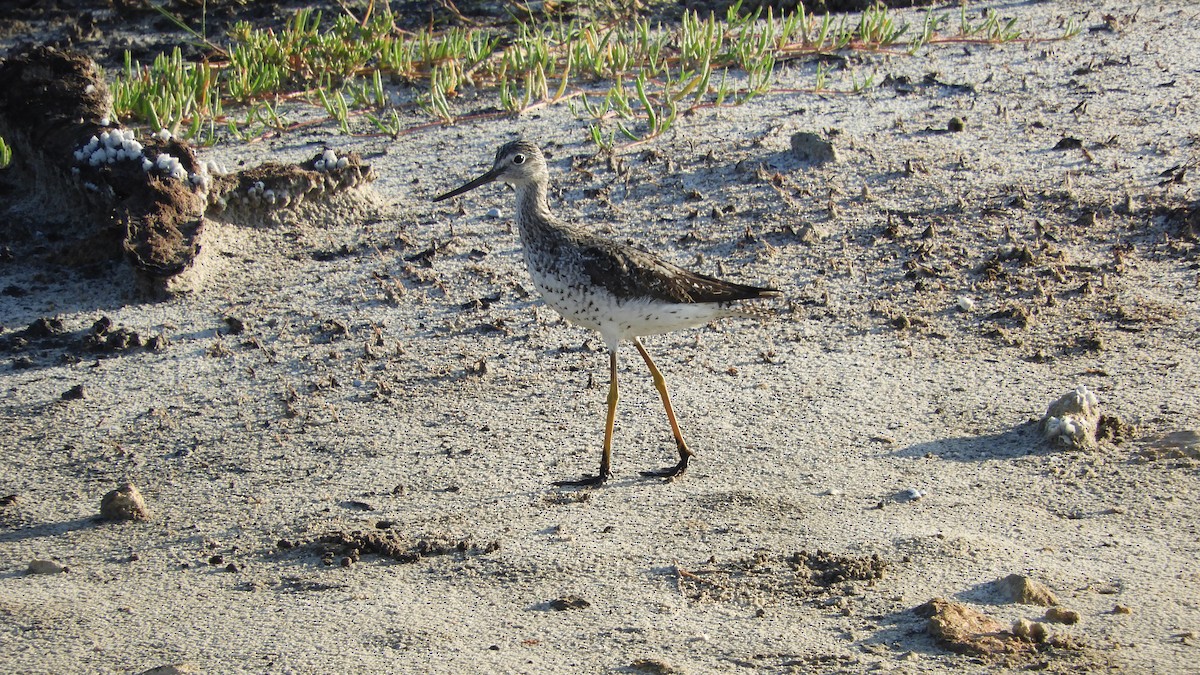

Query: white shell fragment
<box><xmin>1040</xmin><ymin>385</ymin><xmax>1102</xmax><ymax>450</ymax></box>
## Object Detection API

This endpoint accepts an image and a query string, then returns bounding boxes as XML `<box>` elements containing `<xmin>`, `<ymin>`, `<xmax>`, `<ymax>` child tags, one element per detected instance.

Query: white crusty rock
<box><xmin>1040</xmin><ymin>385</ymin><xmax>1101</xmax><ymax>450</ymax></box>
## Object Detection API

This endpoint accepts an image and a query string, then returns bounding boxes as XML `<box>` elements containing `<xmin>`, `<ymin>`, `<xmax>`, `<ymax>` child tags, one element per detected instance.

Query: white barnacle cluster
<box><xmin>1040</xmin><ymin>385</ymin><xmax>1101</xmax><ymax>449</ymax></box>
<box><xmin>152</xmin><ymin>151</ymin><xmax>191</xmax><ymax>182</ymax></box>
<box><xmin>313</xmin><ymin>148</ymin><xmax>349</xmax><ymax>172</ymax></box>
<box><xmin>74</xmin><ymin>128</ymin><xmax>144</xmax><ymax>167</ymax></box>
<box><xmin>72</xmin><ymin>127</ymin><xmax>209</xmax><ymax>192</ymax></box>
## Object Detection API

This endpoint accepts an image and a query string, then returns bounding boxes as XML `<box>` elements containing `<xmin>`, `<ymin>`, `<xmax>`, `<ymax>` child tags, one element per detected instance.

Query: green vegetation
<box><xmin>110</xmin><ymin>2</ymin><xmax>1082</xmax><ymax>148</ymax></box>
<box><xmin>0</xmin><ymin>135</ymin><xmax>11</xmax><ymax>169</ymax></box>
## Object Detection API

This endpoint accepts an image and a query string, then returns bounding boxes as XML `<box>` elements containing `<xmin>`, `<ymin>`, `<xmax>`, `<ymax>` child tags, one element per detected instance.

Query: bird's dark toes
<box><xmin>640</xmin><ymin>461</ymin><xmax>688</xmax><ymax>482</ymax></box>
<box><xmin>553</xmin><ymin>473</ymin><xmax>609</xmax><ymax>488</ymax></box>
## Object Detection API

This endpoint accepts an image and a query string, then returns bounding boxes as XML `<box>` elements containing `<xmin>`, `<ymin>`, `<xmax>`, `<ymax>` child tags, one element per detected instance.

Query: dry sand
<box><xmin>2</xmin><ymin>1</ymin><xmax>1199</xmax><ymax>672</ymax></box>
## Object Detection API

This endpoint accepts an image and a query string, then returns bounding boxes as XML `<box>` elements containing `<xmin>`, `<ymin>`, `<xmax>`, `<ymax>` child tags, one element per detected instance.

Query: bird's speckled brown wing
<box><xmin>576</xmin><ymin>235</ymin><xmax>776</xmax><ymax>304</ymax></box>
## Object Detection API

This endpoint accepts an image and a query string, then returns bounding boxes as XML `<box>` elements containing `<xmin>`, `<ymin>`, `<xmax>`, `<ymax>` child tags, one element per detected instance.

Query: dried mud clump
<box><xmin>793</xmin><ymin>549</ymin><xmax>889</xmax><ymax>587</ymax></box>
<box><xmin>915</xmin><ymin>597</ymin><xmax>1084</xmax><ymax>664</ymax></box>
<box><xmin>100</xmin><ymin>483</ymin><xmax>151</xmax><ymax>521</ymax></box>
<box><xmin>546</xmin><ymin>595</ymin><xmax>591</xmax><ymax>611</ymax></box>
<box><xmin>995</xmin><ymin>573</ymin><xmax>1059</xmax><ymax>607</ymax></box>
<box><xmin>1</xmin><ymin>315</ymin><xmax>162</xmax><ymax>363</ymax></box>
<box><xmin>1044</xmin><ymin>607</ymin><xmax>1082</xmax><ymax>625</ymax></box>
<box><xmin>314</xmin><ymin>529</ymin><xmax>500</xmax><ymax>565</ymax></box>
<box><xmin>207</xmin><ymin>148</ymin><xmax>376</xmax><ymax>223</ymax></box>
<box><xmin>27</xmin><ymin>559</ymin><xmax>68</xmax><ymax>574</ymax></box>
<box><xmin>789</xmin><ymin>131</ymin><xmax>838</xmax><ymax>165</ymax></box>
<box><xmin>0</xmin><ymin>46</ymin><xmax>375</xmax><ymax>295</ymax></box>
<box><xmin>918</xmin><ymin>597</ymin><xmax>1022</xmax><ymax>657</ymax></box>
<box><xmin>0</xmin><ymin>45</ymin><xmax>207</xmax><ymax>289</ymax></box>
<box><xmin>137</xmin><ymin>664</ymin><xmax>201</xmax><ymax>675</ymax></box>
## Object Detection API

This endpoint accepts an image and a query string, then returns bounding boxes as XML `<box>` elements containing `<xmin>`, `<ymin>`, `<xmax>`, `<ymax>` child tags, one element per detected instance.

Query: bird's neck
<box><xmin>513</xmin><ymin>180</ymin><xmax>555</xmax><ymax>235</ymax></box>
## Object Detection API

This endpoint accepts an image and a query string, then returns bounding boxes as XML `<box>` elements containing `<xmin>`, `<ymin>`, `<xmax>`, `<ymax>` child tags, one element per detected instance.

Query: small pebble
<box><xmin>486</xmin><ymin>207</ymin><xmax>502</xmax><ymax>219</ymax></box>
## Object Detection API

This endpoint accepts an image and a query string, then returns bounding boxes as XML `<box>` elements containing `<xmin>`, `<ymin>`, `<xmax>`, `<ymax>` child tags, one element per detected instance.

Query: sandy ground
<box><xmin>2</xmin><ymin>1</ymin><xmax>1199</xmax><ymax>672</ymax></box>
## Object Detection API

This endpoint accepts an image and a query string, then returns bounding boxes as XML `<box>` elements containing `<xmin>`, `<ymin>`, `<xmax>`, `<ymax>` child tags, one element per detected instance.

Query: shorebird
<box><xmin>434</xmin><ymin>140</ymin><xmax>778</xmax><ymax>486</ymax></box>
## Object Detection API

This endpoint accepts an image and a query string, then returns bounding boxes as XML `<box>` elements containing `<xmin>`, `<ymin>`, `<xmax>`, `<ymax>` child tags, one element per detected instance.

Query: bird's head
<box><xmin>433</xmin><ymin>140</ymin><xmax>548</xmax><ymax>201</ymax></box>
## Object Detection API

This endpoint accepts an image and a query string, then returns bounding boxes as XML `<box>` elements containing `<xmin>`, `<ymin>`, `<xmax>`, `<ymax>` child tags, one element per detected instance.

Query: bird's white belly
<box><xmin>529</xmin><ymin>270</ymin><xmax>726</xmax><ymax>346</ymax></box>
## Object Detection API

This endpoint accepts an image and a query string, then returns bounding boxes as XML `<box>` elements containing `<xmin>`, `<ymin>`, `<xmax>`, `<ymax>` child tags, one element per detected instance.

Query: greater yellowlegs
<box><xmin>434</xmin><ymin>140</ymin><xmax>778</xmax><ymax>486</ymax></box>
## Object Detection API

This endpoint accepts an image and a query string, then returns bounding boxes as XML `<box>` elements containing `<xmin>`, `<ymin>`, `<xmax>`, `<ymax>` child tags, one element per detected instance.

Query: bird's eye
<box><xmin>512</xmin><ymin>153</ymin><xmax>526</xmax><ymax>165</ymax></box>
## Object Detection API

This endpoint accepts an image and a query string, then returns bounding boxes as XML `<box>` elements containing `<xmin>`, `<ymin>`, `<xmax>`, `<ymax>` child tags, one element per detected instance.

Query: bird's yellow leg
<box><xmin>633</xmin><ymin>337</ymin><xmax>693</xmax><ymax>479</ymax></box>
<box><xmin>553</xmin><ymin>349</ymin><xmax>617</xmax><ymax>487</ymax></box>
<box><xmin>599</xmin><ymin>349</ymin><xmax>618</xmax><ymax>480</ymax></box>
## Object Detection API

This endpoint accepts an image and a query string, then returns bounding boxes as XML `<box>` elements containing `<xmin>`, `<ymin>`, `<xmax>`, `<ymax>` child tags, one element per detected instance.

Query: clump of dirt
<box><xmin>676</xmin><ymin>549</ymin><xmax>889</xmax><ymax>605</ymax></box>
<box><xmin>915</xmin><ymin>597</ymin><xmax>1088</xmax><ymax>666</ymax></box>
<box><xmin>1</xmin><ymin>315</ymin><xmax>164</xmax><ymax>364</ymax></box>
<box><xmin>794</xmin><ymin>549</ymin><xmax>889</xmax><ymax>587</ymax></box>
<box><xmin>994</xmin><ymin>573</ymin><xmax>1059</xmax><ymax>607</ymax></box>
<box><xmin>100</xmin><ymin>482</ymin><xmax>151</xmax><ymax>521</ymax></box>
<box><xmin>546</xmin><ymin>595</ymin><xmax>590</xmax><ymax>611</ymax></box>
<box><xmin>311</xmin><ymin>528</ymin><xmax>501</xmax><ymax>565</ymax></box>
<box><xmin>0</xmin><ymin>46</ymin><xmax>376</xmax><ymax>295</ymax></box>
<box><xmin>0</xmin><ymin>45</ymin><xmax>206</xmax><ymax>288</ymax></box>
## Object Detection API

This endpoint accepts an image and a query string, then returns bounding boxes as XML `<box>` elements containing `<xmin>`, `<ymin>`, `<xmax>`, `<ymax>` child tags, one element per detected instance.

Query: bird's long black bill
<box><xmin>432</xmin><ymin>166</ymin><xmax>502</xmax><ymax>202</ymax></box>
